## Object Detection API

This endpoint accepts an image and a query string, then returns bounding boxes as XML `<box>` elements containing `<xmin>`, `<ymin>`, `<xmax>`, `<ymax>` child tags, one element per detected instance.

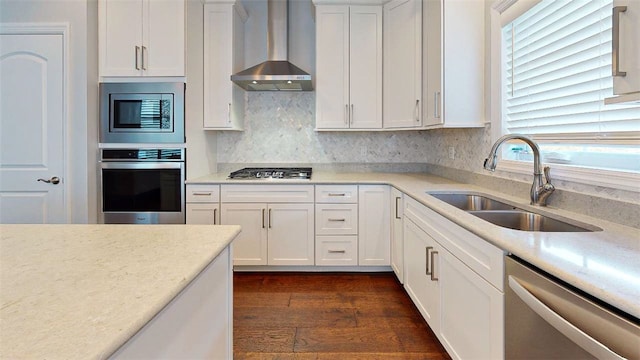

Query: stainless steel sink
<box><xmin>428</xmin><ymin>192</ymin><xmax>601</xmax><ymax>232</ymax></box>
<box><xmin>468</xmin><ymin>210</ymin><xmax>598</xmax><ymax>232</ymax></box>
<box><xmin>429</xmin><ymin>193</ymin><xmax>516</xmax><ymax>211</ymax></box>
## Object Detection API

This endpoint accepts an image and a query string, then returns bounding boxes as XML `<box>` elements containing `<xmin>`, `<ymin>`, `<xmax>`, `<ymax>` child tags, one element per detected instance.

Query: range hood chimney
<box><xmin>231</xmin><ymin>0</ymin><xmax>313</xmax><ymax>91</ymax></box>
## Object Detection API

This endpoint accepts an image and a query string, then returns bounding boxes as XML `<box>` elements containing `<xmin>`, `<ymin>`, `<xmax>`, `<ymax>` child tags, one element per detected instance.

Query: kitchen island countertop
<box><xmin>0</xmin><ymin>224</ymin><xmax>241</xmax><ymax>359</ymax></box>
<box><xmin>188</xmin><ymin>171</ymin><xmax>640</xmax><ymax>319</ymax></box>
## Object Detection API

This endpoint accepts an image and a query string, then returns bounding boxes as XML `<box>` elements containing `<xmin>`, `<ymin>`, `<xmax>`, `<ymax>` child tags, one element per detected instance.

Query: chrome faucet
<box><xmin>484</xmin><ymin>134</ymin><xmax>555</xmax><ymax>206</ymax></box>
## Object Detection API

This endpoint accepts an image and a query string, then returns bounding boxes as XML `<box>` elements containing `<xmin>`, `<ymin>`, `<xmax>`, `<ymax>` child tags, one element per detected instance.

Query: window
<box><xmin>497</xmin><ymin>0</ymin><xmax>640</xmax><ymax>180</ymax></box>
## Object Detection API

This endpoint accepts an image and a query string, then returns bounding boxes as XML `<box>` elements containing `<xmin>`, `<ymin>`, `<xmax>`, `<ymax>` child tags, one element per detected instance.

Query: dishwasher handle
<box><xmin>508</xmin><ymin>276</ymin><xmax>625</xmax><ymax>360</ymax></box>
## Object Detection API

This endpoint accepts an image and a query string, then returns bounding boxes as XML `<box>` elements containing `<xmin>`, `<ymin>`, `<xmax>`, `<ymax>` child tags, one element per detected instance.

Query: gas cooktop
<box><xmin>228</xmin><ymin>167</ymin><xmax>312</xmax><ymax>180</ymax></box>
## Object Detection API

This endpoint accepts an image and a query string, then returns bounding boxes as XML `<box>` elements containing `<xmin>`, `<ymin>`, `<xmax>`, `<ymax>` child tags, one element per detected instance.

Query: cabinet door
<box><xmin>358</xmin><ymin>185</ymin><xmax>390</xmax><ymax>265</ymax></box>
<box><xmin>613</xmin><ymin>0</ymin><xmax>640</xmax><ymax>95</ymax></box>
<box><xmin>403</xmin><ymin>218</ymin><xmax>440</xmax><ymax>331</ymax></box>
<box><xmin>423</xmin><ymin>0</ymin><xmax>484</xmax><ymax>128</ymax></box>
<box><xmin>144</xmin><ymin>0</ymin><xmax>185</xmax><ymax>76</ymax></box>
<box><xmin>315</xmin><ymin>5</ymin><xmax>350</xmax><ymax>129</ymax></box>
<box><xmin>383</xmin><ymin>0</ymin><xmax>422</xmax><ymax>129</ymax></box>
<box><xmin>221</xmin><ymin>203</ymin><xmax>268</xmax><ymax>265</ymax></box>
<box><xmin>186</xmin><ymin>203</ymin><xmax>219</xmax><ymax>225</ymax></box>
<box><xmin>204</xmin><ymin>3</ymin><xmax>245</xmax><ymax>130</ymax></box>
<box><xmin>423</xmin><ymin>0</ymin><xmax>442</xmax><ymax>127</ymax></box>
<box><xmin>99</xmin><ymin>0</ymin><xmax>143</xmax><ymax>77</ymax></box>
<box><xmin>267</xmin><ymin>203</ymin><xmax>315</xmax><ymax>266</ymax></box>
<box><xmin>390</xmin><ymin>188</ymin><xmax>404</xmax><ymax>283</ymax></box>
<box><xmin>438</xmin><ymin>250</ymin><xmax>504</xmax><ymax>360</ymax></box>
<box><xmin>349</xmin><ymin>6</ymin><xmax>383</xmax><ymax>129</ymax></box>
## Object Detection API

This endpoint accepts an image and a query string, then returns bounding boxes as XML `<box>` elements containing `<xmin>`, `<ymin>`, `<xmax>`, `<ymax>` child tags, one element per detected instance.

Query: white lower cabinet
<box><xmin>358</xmin><ymin>185</ymin><xmax>390</xmax><ymax>265</ymax></box>
<box><xmin>315</xmin><ymin>185</ymin><xmax>359</xmax><ymax>266</ymax></box>
<box><xmin>390</xmin><ymin>187</ymin><xmax>404</xmax><ymax>282</ymax></box>
<box><xmin>403</xmin><ymin>218</ymin><xmax>440</xmax><ymax>327</ymax></box>
<box><xmin>186</xmin><ymin>185</ymin><xmax>220</xmax><ymax>225</ymax></box>
<box><xmin>220</xmin><ymin>185</ymin><xmax>315</xmax><ymax>266</ymax></box>
<box><xmin>403</xmin><ymin>196</ymin><xmax>504</xmax><ymax>360</ymax></box>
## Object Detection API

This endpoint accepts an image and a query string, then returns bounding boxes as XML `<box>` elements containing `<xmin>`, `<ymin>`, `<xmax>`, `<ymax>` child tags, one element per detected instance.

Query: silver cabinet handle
<box><xmin>262</xmin><ymin>209</ymin><xmax>266</xmax><ymax>229</ymax></box>
<box><xmin>345</xmin><ymin>104</ymin><xmax>349</xmax><ymax>125</ymax></box>
<box><xmin>192</xmin><ymin>192</ymin><xmax>212</xmax><ymax>196</ymax></box>
<box><xmin>328</xmin><ymin>193</ymin><xmax>346</xmax><ymax>197</ymax></box>
<box><xmin>395</xmin><ymin>196</ymin><xmax>401</xmax><ymax>219</ymax></box>
<box><xmin>213</xmin><ymin>208</ymin><xmax>217</xmax><ymax>225</ymax></box>
<box><xmin>135</xmin><ymin>46</ymin><xmax>141</xmax><ymax>70</ymax></box>
<box><xmin>328</xmin><ymin>249</ymin><xmax>346</xmax><ymax>254</ymax></box>
<box><xmin>612</xmin><ymin>6</ymin><xmax>627</xmax><ymax>77</ymax></box>
<box><xmin>350</xmin><ymin>104</ymin><xmax>354</xmax><ymax>125</ymax></box>
<box><xmin>415</xmin><ymin>99</ymin><xmax>420</xmax><ymax>122</ymax></box>
<box><xmin>434</xmin><ymin>91</ymin><xmax>440</xmax><ymax>118</ymax></box>
<box><xmin>228</xmin><ymin>103</ymin><xmax>232</xmax><ymax>124</ymax></box>
<box><xmin>328</xmin><ymin>218</ymin><xmax>346</xmax><ymax>222</ymax></box>
<box><xmin>508</xmin><ymin>276</ymin><xmax>625</xmax><ymax>359</ymax></box>
<box><xmin>268</xmin><ymin>208</ymin><xmax>272</xmax><ymax>228</ymax></box>
<box><xmin>430</xmin><ymin>251</ymin><xmax>438</xmax><ymax>281</ymax></box>
<box><xmin>425</xmin><ymin>246</ymin><xmax>433</xmax><ymax>275</ymax></box>
<box><xmin>37</xmin><ymin>176</ymin><xmax>60</xmax><ymax>185</ymax></box>
<box><xmin>141</xmin><ymin>46</ymin><xmax>147</xmax><ymax>70</ymax></box>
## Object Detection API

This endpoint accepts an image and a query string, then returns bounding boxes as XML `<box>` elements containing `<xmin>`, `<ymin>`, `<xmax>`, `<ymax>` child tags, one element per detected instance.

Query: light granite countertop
<box><xmin>188</xmin><ymin>171</ymin><xmax>640</xmax><ymax>319</ymax></box>
<box><xmin>0</xmin><ymin>224</ymin><xmax>241</xmax><ymax>359</ymax></box>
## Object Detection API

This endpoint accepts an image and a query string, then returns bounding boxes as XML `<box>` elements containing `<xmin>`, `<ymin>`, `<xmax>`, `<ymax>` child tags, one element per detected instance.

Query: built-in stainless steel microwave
<box><xmin>99</xmin><ymin>82</ymin><xmax>185</xmax><ymax>144</ymax></box>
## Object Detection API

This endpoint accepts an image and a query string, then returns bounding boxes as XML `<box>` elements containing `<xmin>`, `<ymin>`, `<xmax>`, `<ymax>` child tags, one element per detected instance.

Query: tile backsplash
<box><xmin>214</xmin><ymin>92</ymin><xmax>639</xmax><ymax>228</ymax></box>
<box><xmin>217</xmin><ymin>92</ymin><xmax>434</xmax><ymax>164</ymax></box>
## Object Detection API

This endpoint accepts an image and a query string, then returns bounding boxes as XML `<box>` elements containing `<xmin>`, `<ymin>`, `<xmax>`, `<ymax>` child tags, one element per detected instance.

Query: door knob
<box><xmin>37</xmin><ymin>176</ymin><xmax>60</xmax><ymax>185</ymax></box>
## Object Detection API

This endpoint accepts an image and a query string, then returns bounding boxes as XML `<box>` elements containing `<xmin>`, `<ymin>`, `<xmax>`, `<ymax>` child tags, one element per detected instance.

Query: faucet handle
<box><xmin>543</xmin><ymin>166</ymin><xmax>552</xmax><ymax>183</ymax></box>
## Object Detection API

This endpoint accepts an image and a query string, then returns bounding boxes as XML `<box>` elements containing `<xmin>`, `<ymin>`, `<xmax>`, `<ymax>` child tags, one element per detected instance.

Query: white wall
<box><xmin>0</xmin><ymin>0</ymin><xmax>96</xmax><ymax>223</ymax></box>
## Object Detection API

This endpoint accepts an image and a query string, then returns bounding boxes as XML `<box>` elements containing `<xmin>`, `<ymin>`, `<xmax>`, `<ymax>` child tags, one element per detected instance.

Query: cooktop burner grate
<box><xmin>228</xmin><ymin>167</ymin><xmax>312</xmax><ymax>180</ymax></box>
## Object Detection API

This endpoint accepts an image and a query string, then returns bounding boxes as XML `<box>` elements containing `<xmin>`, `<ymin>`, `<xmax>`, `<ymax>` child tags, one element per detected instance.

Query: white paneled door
<box><xmin>0</xmin><ymin>33</ymin><xmax>66</xmax><ymax>223</ymax></box>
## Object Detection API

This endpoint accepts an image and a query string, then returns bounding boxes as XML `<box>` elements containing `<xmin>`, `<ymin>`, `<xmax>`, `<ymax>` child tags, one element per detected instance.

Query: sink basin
<box><xmin>428</xmin><ymin>193</ymin><xmax>516</xmax><ymax>211</ymax></box>
<box><xmin>428</xmin><ymin>192</ymin><xmax>600</xmax><ymax>232</ymax></box>
<box><xmin>468</xmin><ymin>210</ymin><xmax>599</xmax><ymax>232</ymax></box>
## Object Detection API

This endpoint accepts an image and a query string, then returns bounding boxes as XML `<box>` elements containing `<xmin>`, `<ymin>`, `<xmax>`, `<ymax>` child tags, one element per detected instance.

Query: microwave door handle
<box><xmin>508</xmin><ymin>276</ymin><xmax>625</xmax><ymax>360</ymax></box>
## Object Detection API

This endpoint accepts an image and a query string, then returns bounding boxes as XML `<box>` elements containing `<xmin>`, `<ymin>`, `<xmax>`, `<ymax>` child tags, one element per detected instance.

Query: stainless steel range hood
<box><xmin>231</xmin><ymin>0</ymin><xmax>312</xmax><ymax>91</ymax></box>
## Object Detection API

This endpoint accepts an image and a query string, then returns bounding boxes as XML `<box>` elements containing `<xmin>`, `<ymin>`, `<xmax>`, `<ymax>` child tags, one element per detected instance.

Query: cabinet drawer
<box><xmin>186</xmin><ymin>185</ymin><xmax>220</xmax><ymax>203</ymax></box>
<box><xmin>315</xmin><ymin>185</ymin><xmax>358</xmax><ymax>203</ymax></box>
<box><xmin>221</xmin><ymin>185</ymin><xmax>314</xmax><ymax>203</ymax></box>
<box><xmin>404</xmin><ymin>196</ymin><xmax>505</xmax><ymax>290</ymax></box>
<box><xmin>315</xmin><ymin>236</ymin><xmax>358</xmax><ymax>266</ymax></box>
<box><xmin>315</xmin><ymin>204</ymin><xmax>358</xmax><ymax>235</ymax></box>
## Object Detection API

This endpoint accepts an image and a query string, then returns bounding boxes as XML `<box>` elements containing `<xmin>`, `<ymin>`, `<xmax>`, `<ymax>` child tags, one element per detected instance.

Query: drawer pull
<box><xmin>192</xmin><ymin>192</ymin><xmax>212</xmax><ymax>196</ymax></box>
<box><xmin>430</xmin><ymin>251</ymin><xmax>439</xmax><ymax>281</ymax></box>
<box><xmin>425</xmin><ymin>246</ymin><xmax>433</xmax><ymax>275</ymax></box>
<box><xmin>328</xmin><ymin>218</ymin><xmax>346</xmax><ymax>222</ymax></box>
<box><xmin>213</xmin><ymin>208</ymin><xmax>217</xmax><ymax>225</ymax></box>
<box><xmin>328</xmin><ymin>249</ymin><xmax>346</xmax><ymax>254</ymax></box>
<box><xmin>328</xmin><ymin>193</ymin><xmax>346</xmax><ymax>197</ymax></box>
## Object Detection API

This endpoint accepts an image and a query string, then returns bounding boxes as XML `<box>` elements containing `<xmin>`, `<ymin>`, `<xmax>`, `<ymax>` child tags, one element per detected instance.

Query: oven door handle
<box><xmin>508</xmin><ymin>276</ymin><xmax>625</xmax><ymax>360</ymax></box>
<box><xmin>100</xmin><ymin>162</ymin><xmax>183</xmax><ymax>170</ymax></box>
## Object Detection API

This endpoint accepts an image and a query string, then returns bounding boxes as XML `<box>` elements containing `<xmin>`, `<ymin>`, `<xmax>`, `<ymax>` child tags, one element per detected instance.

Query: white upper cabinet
<box><xmin>607</xmin><ymin>0</ymin><xmax>640</xmax><ymax>104</ymax></box>
<box><xmin>383</xmin><ymin>0</ymin><xmax>422</xmax><ymax>129</ymax></box>
<box><xmin>99</xmin><ymin>0</ymin><xmax>185</xmax><ymax>77</ymax></box>
<box><xmin>423</xmin><ymin>0</ymin><xmax>485</xmax><ymax>128</ymax></box>
<box><xmin>315</xmin><ymin>3</ymin><xmax>383</xmax><ymax>130</ymax></box>
<box><xmin>203</xmin><ymin>0</ymin><xmax>247</xmax><ymax>130</ymax></box>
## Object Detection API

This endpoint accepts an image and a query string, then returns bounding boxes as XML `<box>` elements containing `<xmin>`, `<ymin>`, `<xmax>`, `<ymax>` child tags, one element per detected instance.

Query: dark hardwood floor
<box><xmin>234</xmin><ymin>272</ymin><xmax>451</xmax><ymax>359</ymax></box>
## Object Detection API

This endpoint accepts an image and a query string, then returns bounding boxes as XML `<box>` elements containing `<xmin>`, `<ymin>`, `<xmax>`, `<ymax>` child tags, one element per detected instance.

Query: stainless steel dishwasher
<box><xmin>505</xmin><ymin>256</ymin><xmax>640</xmax><ymax>359</ymax></box>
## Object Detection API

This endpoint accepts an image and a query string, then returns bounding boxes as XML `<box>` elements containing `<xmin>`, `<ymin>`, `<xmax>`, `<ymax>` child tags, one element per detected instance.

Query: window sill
<box><xmin>495</xmin><ymin>160</ymin><xmax>640</xmax><ymax>193</ymax></box>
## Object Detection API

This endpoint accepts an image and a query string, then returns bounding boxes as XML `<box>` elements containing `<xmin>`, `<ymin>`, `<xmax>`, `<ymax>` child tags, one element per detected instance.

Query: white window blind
<box><xmin>502</xmin><ymin>0</ymin><xmax>640</xmax><ymax>139</ymax></box>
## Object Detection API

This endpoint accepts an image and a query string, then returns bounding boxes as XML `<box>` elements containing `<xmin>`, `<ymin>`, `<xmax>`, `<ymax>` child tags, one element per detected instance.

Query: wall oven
<box><xmin>99</xmin><ymin>148</ymin><xmax>185</xmax><ymax>224</ymax></box>
<box><xmin>99</xmin><ymin>82</ymin><xmax>185</xmax><ymax>144</ymax></box>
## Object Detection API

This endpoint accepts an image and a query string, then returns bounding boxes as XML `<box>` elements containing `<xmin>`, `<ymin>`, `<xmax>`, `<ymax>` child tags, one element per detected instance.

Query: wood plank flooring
<box><xmin>234</xmin><ymin>272</ymin><xmax>451</xmax><ymax>359</ymax></box>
